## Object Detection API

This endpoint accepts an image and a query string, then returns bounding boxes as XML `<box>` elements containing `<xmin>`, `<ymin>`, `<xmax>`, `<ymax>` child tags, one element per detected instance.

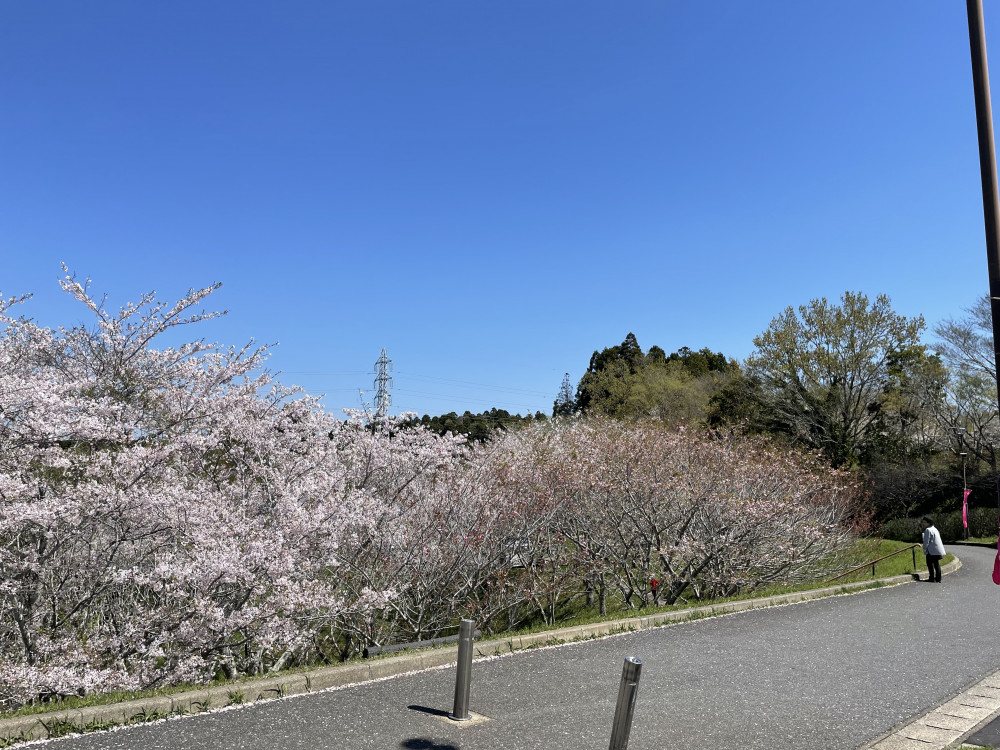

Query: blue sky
<box><xmin>0</xmin><ymin>1</ymin><xmax>993</xmax><ymax>417</ymax></box>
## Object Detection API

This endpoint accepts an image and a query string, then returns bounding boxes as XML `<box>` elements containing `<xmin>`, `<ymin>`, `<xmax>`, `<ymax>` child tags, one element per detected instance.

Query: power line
<box><xmin>393</xmin><ymin>388</ymin><xmax>542</xmax><ymax>411</ymax></box>
<box><xmin>276</xmin><ymin>364</ymin><xmax>561</xmax><ymax>415</ymax></box>
<box><xmin>297</xmin><ymin>389</ymin><xmax>362</xmax><ymax>393</ymax></box>
<box><xmin>394</xmin><ymin>371</ymin><xmax>554</xmax><ymax>397</ymax></box>
<box><xmin>277</xmin><ymin>369</ymin><xmax>557</xmax><ymax>398</ymax></box>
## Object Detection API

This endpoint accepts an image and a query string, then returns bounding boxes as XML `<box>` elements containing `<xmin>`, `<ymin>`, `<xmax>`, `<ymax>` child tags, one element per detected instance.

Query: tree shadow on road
<box><xmin>400</xmin><ymin>739</ymin><xmax>460</xmax><ymax>750</ymax></box>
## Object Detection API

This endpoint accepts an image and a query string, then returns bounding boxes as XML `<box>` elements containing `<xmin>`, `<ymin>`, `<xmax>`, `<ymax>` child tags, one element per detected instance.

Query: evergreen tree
<box><xmin>646</xmin><ymin>345</ymin><xmax>667</xmax><ymax>366</ymax></box>
<box><xmin>553</xmin><ymin>372</ymin><xmax>577</xmax><ymax>417</ymax></box>
<box><xmin>619</xmin><ymin>332</ymin><xmax>644</xmax><ymax>374</ymax></box>
<box><xmin>576</xmin><ymin>333</ymin><xmax>646</xmax><ymax>411</ymax></box>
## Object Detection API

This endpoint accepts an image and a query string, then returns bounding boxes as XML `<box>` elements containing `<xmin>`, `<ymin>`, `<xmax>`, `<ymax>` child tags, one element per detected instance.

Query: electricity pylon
<box><xmin>374</xmin><ymin>348</ymin><xmax>393</xmax><ymax>419</ymax></box>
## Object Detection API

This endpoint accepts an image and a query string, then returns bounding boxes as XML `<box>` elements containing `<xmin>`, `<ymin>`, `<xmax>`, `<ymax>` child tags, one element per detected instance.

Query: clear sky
<box><xmin>1</xmin><ymin>1</ymin><xmax>994</xmax><ymax>417</ymax></box>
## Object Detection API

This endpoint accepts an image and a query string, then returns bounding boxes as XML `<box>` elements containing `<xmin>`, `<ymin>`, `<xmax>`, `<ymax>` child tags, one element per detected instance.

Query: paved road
<box><xmin>44</xmin><ymin>546</ymin><xmax>1000</xmax><ymax>750</ymax></box>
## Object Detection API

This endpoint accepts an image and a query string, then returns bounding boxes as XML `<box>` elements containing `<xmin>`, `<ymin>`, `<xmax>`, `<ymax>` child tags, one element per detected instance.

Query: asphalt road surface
<box><xmin>43</xmin><ymin>546</ymin><xmax>1000</xmax><ymax>750</ymax></box>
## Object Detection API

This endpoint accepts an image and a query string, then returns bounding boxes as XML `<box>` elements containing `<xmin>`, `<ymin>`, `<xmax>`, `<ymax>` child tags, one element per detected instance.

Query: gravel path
<box><xmin>42</xmin><ymin>546</ymin><xmax>1000</xmax><ymax>750</ymax></box>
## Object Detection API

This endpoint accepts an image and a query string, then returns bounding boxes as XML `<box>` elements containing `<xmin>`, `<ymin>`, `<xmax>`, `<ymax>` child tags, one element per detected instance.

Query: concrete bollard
<box><xmin>449</xmin><ymin>619</ymin><xmax>475</xmax><ymax>721</ymax></box>
<box><xmin>609</xmin><ymin>657</ymin><xmax>643</xmax><ymax>750</ymax></box>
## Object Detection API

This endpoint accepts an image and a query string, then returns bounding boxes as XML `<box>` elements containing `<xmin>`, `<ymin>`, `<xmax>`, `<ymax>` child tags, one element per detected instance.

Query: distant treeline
<box><xmin>408</xmin><ymin>408</ymin><xmax>548</xmax><ymax>442</ymax></box>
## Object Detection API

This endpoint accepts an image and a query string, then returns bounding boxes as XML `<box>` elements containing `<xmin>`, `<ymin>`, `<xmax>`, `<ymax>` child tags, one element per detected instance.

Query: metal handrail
<box><xmin>824</xmin><ymin>543</ymin><xmax>920</xmax><ymax>583</ymax></box>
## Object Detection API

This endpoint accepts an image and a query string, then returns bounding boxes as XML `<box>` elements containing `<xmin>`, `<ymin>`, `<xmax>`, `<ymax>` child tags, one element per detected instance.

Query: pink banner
<box><xmin>994</xmin><ymin>519</ymin><xmax>1000</xmax><ymax>585</ymax></box>
<box><xmin>994</xmin><ymin>546</ymin><xmax>1000</xmax><ymax>585</ymax></box>
<box><xmin>963</xmin><ymin>489</ymin><xmax>971</xmax><ymax>529</ymax></box>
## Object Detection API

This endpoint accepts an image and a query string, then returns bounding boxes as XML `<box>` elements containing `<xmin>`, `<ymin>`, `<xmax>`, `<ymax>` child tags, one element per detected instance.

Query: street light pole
<box><xmin>966</xmin><ymin>0</ymin><xmax>1000</xmax><ymax>519</ymax></box>
<box><xmin>962</xmin><ymin>451</ymin><xmax>969</xmax><ymax>538</ymax></box>
<box><xmin>955</xmin><ymin>427</ymin><xmax>969</xmax><ymax>538</ymax></box>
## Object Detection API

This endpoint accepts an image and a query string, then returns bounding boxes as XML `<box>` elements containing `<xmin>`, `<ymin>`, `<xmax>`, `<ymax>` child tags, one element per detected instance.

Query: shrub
<box><xmin>881</xmin><ymin>507</ymin><xmax>998</xmax><ymax>543</ymax></box>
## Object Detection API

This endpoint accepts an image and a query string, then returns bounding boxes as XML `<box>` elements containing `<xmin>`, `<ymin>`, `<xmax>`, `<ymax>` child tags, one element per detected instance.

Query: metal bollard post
<box><xmin>449</xmin><ymin>619</ymin><xmax>475</xmax><ymax>721</ymax></box>
<box><xmin>609</xmin><ymin>657</ymin><xmax>642</xmax><ymax>750</ymax></box>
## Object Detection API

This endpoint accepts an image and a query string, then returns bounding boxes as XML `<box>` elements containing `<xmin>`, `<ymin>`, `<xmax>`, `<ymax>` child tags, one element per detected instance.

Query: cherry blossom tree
<box><xmin>337</xmin><ymin>427</ymin><xmax>562</xmax><ymax>649</ymax></box>
<box><xmin>519</xmin><ymin>419</ymin><xmax>865</xmax><ymax>609</ymax></box>
<box><xmin>0</xmin><ymin>272</ymin><xmax>396</xmax><ymax>706</ymax></box>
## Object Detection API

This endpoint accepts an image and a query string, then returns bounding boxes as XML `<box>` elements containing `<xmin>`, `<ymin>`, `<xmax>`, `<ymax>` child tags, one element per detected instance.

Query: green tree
<box><xmin>747</xmin><ymin>291</ymin><xmax>925</xmax><ymax>467</ymax></box>
<box><xmin>645</xmin><ymin>345</ymin><xmax>667</xmax><ymax>367</ymax></box>
<box><xmin>575</xmin><ymin>336</ymin><xmax>735</xmax><ymax>425</ymax></box>
<box><xmin>934</xmin><ymin>295</ymin><xmax>1000</xmax><ymax>473</ymax></box>
<box><xmin>553</xmin><ymin>373</ymin><xmax>577</xmax><ymax>417</ymax></box>
<box><xmin>631</xmin><ymin>359</ymin><xmax>731</xmax><ymax>426</ymax></box>
<box><xmin>862</xmin><ymin>345</ymin><xmax>951</xmax><ymax>519</ymax></box>
<box><xmin>578</xmin><ymin>360</ymin><xmax>635</xmax><ymax>418</ymax></box>
<box><xmin>409</xmin><ymin>408</ymin><xmax>539</xmax><ymax>442</ymax></box>
<box><xmin>868</xmin><ymin>345</ymin><xmax>948</xmax><ymax>462</ymax></box>
<box><xmin>576</xmin><ymin>333</ymin><xmax>646</xmax><ymax>412</ymax></box>
<box><xmin>705</xmin><ymin>372</ymin><xmax>770</xmax><ymax>431</ymax></box>
<box><xmin>667</xmin><ymin>346</ymin><xmax>733</xmax><ymax>377</ymax></box>
<box><xmin>618</xmin><ymin>332</ymin><xmax>644</xmax><ymax>373</ymax></box>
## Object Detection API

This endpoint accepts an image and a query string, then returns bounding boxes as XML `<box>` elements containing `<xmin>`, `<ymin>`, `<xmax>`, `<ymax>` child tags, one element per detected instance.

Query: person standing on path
<box><xmin>921</xmin><ymin>516</ymin><xmax>946</xmax><ymax>583</ymax></box>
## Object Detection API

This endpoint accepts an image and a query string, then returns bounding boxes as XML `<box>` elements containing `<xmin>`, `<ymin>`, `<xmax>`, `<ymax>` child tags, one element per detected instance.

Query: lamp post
<box><xmin>966</xmin><ymin>0</ymin><xmax>1000</xmax><ymax>521</ymax></box>
<box><xmin>961</xmin><ymin>450</ymin><xmax>969</xmax><ymax>538</ymax></box>
<box><xmin>954</xmin><ymin>427</ymin><xmax>969</xmax><ymax>539</ymax></box>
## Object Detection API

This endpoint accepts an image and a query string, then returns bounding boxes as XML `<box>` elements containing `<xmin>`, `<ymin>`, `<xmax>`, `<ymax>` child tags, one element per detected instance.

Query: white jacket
<box><xmin>922</xmin><ymin>525</ymin><xmax>946</xmax><ymax>556</ymax></box>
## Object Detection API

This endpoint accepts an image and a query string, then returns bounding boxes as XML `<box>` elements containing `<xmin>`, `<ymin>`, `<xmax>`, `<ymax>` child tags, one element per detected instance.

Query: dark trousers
<box><xmin>925</xmin><ymin>554</ymin><xmax>942</xmax><ymax>582</ymax></box>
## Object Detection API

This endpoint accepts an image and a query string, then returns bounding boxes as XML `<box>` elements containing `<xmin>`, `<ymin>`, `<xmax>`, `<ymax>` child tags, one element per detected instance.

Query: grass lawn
<box><xmin>502</xmin><ymin>539</ymin><xmax>947</xmax><ymax>638</ymax></box>
<box><xmin>960</xmin><ymin>536</ymin><xmax>998</xmax><ymax>545</ymax></box>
